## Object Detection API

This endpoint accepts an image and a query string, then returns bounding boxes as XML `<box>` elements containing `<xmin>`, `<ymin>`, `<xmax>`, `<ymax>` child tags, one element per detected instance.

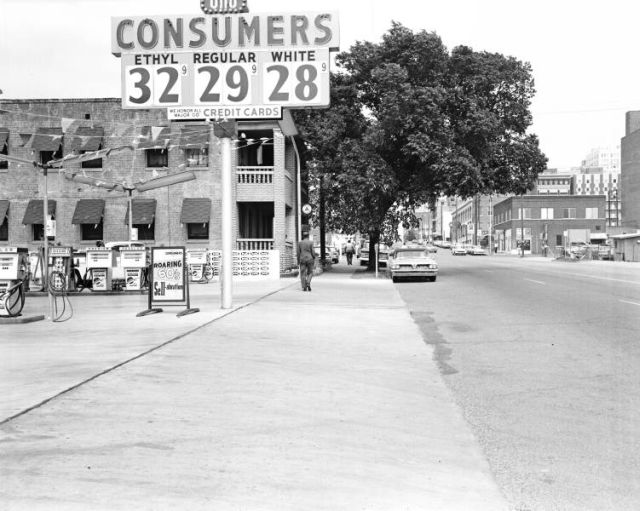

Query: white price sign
<box><xmin>121</xmin><ymin>49</ymin><xmax>330</xmax><ymax>115</ymax></box>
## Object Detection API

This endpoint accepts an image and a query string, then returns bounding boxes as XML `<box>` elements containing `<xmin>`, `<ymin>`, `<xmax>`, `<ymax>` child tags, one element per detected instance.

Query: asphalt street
<box><xmin>396</xmin><ymin>250</ymin><xmax>640</xmax><ymax>511</ymax></box>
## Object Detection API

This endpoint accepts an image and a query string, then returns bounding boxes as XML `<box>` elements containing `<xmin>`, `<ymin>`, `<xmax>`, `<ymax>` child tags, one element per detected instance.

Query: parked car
<box><xmin>387</xmin><ymin>248</ymin><xmax>439</xmax><ymax>282</ymax></box>
<box><xmin>314</xmin><ymin>245</ymin><xmax>339</xmax><ymax>264</ymax></box>
<box><xmin>359</xmin><ymin>244</ymin><xmax>390</xmax><ymax>266</ymax></box>
<box><xmin>468</xmin><ymin>245</ymin><xmax>486</xmax><ymax>255</ymax></box>
<box><xmin>425</xmin><ymin>244</ymin><xmax>438</xmax><ymax>253</ymax></box>
<box><xmin>451</xmin><ymin>244</ymin><xmax>467</xmax><ymax>256</ymax></box>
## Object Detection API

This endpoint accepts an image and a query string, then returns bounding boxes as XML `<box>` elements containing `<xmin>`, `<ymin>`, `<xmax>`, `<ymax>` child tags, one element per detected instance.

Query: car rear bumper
<box><xmin>390</xmin><ymin>270</ymin><xmax>438</xmax><ymax>278</ymax></box>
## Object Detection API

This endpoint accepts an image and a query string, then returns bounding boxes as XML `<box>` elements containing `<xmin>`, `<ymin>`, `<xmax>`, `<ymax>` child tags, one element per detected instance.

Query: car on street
<box><xmin>359</xmin><ymin>244</ymin><xmax>390</xmax><ymax>266</ymax></box>
<box><xmin>425</xmin><ymin>244</ymin><xmax>438</xmax><ymax>253</ymax></box>
<box><xmin>468</xmin><ymin>245</ymin><xmax>487</xmax><ymax>255</ymax></box>
<box><xmin>387</xmin><ymin>248</ymin><xmax>439</xmax><ymax>282</ymax></box>
<box><xmin>451</xmin><ymin>244</ymin><xmax>467</xmax><ymax>256</ymax></box>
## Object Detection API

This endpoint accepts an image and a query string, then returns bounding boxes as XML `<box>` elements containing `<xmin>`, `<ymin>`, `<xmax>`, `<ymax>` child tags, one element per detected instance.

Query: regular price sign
<box><xmin>112</xmin><ymin>12</ymin><xmax>338</xmax><ymax>118</ymax></box>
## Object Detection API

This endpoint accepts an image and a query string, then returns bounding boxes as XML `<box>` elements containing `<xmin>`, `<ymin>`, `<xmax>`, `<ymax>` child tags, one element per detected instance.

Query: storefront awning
<box><xmin>125</xmin><ymin>199</ymin><xmax>156</xmax><ymax>224</ymax></box>
<box><xmin>30</xmin><ymin>128</ymin><xmax>63</xmax><ymax>151</ymax></box>
<box><xmin>22</xmin><ymin>199</ymin><xmax>57</xmax><ymax>224</ymax></box>
<box><xmin>179</xmin><ymin>126</ymin><xmax>209</xmax><ymax>148</ymax></box>
<box><xmin>0</xmin><ymin>128</ymin><xmax>9</xmax><ymax>148</ymax></box>
<box><xmin>180</xmin><ymin>198</ymin><xmax>211</xmax><ymax>223</ymax></box>
<box><xmin>0</xmin><ymin>200</ymin><xmax>9</xmax><ymax>223</ymax></box>
<box><xmin>72</xmin><ymin>199</ymin><xmax>105</xmax><ymax>224</ymax></box>
<box><xmin>137</xmin><ymin>126</ymin><xmax>171</xmax><ymax>150</ymax></box>
<box><xmin>67</xmin><ymin>127</ymin><xmax>104</xmax><ymax>152</ymax></box>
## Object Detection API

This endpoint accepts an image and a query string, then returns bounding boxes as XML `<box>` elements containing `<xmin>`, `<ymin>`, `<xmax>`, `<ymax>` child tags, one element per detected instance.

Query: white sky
<box><xmin>1</xmin><ymin>0</ymin><xmax>637</xmax><ymax>169</ymax></box>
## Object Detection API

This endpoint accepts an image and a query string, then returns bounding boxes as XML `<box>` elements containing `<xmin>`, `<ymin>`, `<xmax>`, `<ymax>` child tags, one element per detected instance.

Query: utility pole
<box><xmin>319</xmin><ymin>173</ymin><xmax>326</xmax><ymax>266</ymax></box>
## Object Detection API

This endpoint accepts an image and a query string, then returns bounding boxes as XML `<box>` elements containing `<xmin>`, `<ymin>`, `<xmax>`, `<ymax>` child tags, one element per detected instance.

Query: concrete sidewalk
<box><xmin>0</xmin><ymin>267</ymin><xmax>508</xmax><ymax>510</ymax></box>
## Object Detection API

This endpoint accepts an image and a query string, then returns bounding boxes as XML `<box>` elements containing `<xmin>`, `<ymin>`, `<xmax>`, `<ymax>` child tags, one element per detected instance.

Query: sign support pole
<box><xmin>42</xmin><ymin>167</ymin><xmax>53</xmax><ymax>320</ymax></box>
<box><xmin>214</xmin><ymin>121</ymin><xmax>236</xmax><ymax>309</ymax></box>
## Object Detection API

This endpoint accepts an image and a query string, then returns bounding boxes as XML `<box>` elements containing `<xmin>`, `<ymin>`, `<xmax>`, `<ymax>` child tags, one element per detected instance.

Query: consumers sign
<box><xmin>111</xmin><ymin>12</ymin><xmax>339</xmax><ymax>117</ymax></box>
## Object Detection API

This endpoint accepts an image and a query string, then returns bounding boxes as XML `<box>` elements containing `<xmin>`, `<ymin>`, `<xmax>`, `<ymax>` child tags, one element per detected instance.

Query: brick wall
<box><xmin>0</xmin><ymin>98</ymin><xmax>294</xmax><ymax>258</ymax></box>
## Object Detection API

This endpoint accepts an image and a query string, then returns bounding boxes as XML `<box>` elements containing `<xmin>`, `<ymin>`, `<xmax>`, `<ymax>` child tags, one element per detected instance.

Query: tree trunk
<box><xmin>367</xmin><ymin>229</ymin><xmax>380</xmax><ymax>272</ymax></box>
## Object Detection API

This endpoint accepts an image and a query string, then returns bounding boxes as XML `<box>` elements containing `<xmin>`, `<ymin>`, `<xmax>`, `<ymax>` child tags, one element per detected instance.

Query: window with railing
<box><xmin>236</xmin><ymin>167</ymin><xmax>274</xmax><ymax>184</ymax></box>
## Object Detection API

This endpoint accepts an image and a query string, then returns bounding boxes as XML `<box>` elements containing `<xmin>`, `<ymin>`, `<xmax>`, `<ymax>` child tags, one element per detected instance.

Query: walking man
<box><xmin>297</xmin><ymin>232</ymin><xmax>317</xmax><ymax>291</ymax></box>
<box><xmin>345</xmin><ymin>239</ymin><xmax>355</xmax><ymax>265</ymax></box>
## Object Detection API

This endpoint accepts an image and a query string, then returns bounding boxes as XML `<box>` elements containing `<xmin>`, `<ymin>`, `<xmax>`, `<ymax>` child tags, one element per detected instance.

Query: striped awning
<box><xmin>22</xmin><ymin>199</ymin><xmax>57</xmax><ymax>224</ymax></box>
<box><xmin>72</xmin><ymin>199</ymin><xmax>105</xmax><ymax>224</ymax></box>
<box><xmin>0</xmin><ymin>128</ymin><xmax>8</xmax><ymax>148</ymax></box>
<box><xmin>137</xmin><ymin>126</ymin><xmax>171</xmax><ymax>149</ymax></box>
<box><xmin>180</xmin><ymin>198</ymin><xmax>211</xmax><ymax>223</ymax></box>
<box><xmin>179</xmin><ymin>126</ymin><xmax>209</xmax><ymax>148</ymax></box>
<box><xmin>0</xmin><ymin>200</ymin><xmax>8</xmax><ymax>223</ymax></box>
<box><xmin>30</xmin><ymin>128</ymin><xmax>63</xmax><ymax>151</ymax></box>
<box><xmin>125</xmin><ymin>198</ymin><xmax>156</xmax><ymax>224</ymax></box>
<box><xmin>67</xmin><ymin>127</ymin><xmax>104</xmax><ymax>152</ymax></box>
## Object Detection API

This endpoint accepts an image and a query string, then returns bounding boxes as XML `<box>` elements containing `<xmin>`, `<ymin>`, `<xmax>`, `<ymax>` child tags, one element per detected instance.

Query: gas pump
<box><xmin>47</xmin><ymin>246</ymin><xmax>76</xmax><ymax>293</ymax></box>
<box><xmin>120</xmin><ymin>247</ymin><xmax>148</xmax><ymax>291</ymax></box>
<box><xmin>186</xmin><ymin>248</ymin><xmax>208</xmax><ymax>282</ymax></box>
<box><xmin>85</xmin><ymin>247</ymin><xmax>114</xmax><ymax>291</ymax></box>
<box><xmin>0</xmin><ymin>247</ymin><xmax>29</xmax><ymax>317</ymax></box>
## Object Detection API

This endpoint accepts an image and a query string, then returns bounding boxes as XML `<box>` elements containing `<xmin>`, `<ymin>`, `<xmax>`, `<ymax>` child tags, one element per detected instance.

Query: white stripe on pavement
<box><xmin>619</xmin><ymin>299</ymin><xmax>640</xmax><ymax>307</ymax></box>
<box><xmin>524</xmin><ymin>278</ymin><xmax>546</xmax><ymax>285</ymax></box>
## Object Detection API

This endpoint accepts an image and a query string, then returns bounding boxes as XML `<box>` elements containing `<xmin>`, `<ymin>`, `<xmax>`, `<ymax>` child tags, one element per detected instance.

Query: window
<box><xmin>556</xmin><ymin>234</ymin><xmax>562</xmax><ymax>246</ymax></box>
<box><xmin>81</xmin><ymin>222</ymin><xmax>103</xmax><ymax>241</ymax></box>
<box><xmin>585</xmin><ymin>207</ymin><xmax>598</xmax><ymax>219</ymax></box>
<box><xmin>40</xmin><ymin>147</ymin><xmax>63</xmax><ymax>165</ymax></box>
<box><xmin>33</xmin><ymin>224</ymin><xmax>45</xmax><ymax>241</ymax></box>
<box><xmin>134</xmin><ymin>223</ymin><xmax>155</xmax><ymax>240</ymax></box>
<box><xmin>562</xmin><ymin>208</ymin><xmax>576</xmax><ymax>219</ymax></box>
<box><xmin>518</xmin><ymin>207</ymin><xmax>532</xmax><ymax>219</ymax></box>
<box><xmin>185</xmin><ymin>148</ymin><xmax>208</xmax><ymax>167</ymax></box>
<box><xmin>0</xmin><ymin>129</ymin><xmax>8</xmax><ymax>170</ymax></box>
<box><xmin>146</xmin><ymin>148</ymin><xmax>168</xmax><ymax>168</ymax></box>
<box><xmin>0</xmin><ymin>219</ymin><xmax>7</xmax><ymax>241</ymax></box>
<box><xmin>541</xmin><ymin>208</ymin><xmax>554</xmax><ymax>219</ymax></box>
<box><xmin>187</xmin><ymin>222</ymin><xmax>209</xmax><ymax>240</ymax></box>
<box><xmin>237</xmin><ymin>130</ymin><xmax>274</xmax><ymax>166</ymax></box>
<box><xmin>81</xmin><ymin>150</ymin><xmax>102</xmax><ymax>169</ymax></box>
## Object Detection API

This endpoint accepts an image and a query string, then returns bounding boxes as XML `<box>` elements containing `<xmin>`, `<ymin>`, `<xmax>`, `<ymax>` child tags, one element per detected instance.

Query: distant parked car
<box><xmin>468</xmin><ymin>245</ymin><xmax>486</xmax><ymax>255</ymax></box>
<box><xmin>425</xmin><ymin>244</ymin><xmax>438</xmax><ymax>253</ymax></box>
<box><xmin>387</xmin><ymin>248</ymin><xmax>438</xmax><ymax>282</ymax></box>
<box><xmin>451</xmin><ymin>244</ymin><xmax>467</xmax><ymax>256</ymax></box>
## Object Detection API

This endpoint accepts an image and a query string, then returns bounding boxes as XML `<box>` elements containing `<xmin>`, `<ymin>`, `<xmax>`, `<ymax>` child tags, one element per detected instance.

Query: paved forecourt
<box><xmin>0</xmin><ymin>268</ymin><xmax>508</xmax><ymax>510</ymax></box>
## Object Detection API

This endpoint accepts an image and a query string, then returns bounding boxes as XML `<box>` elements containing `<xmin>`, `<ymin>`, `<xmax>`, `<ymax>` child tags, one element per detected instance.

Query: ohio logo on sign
<box><xmin>201</xmin><ymin>0</ymin><xmax>248</xmax><ymax>14</ymax></box>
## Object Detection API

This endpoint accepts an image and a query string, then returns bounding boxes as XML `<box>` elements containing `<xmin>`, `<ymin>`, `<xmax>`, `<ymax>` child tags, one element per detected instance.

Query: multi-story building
<box><xmin>532</xmin><ymin>170</ymin><xmax>573</xmax><ymax>195</ymax></box>
<box><xmin>493</xmin><ymin>195</ymin><xmax>606</xmax><ymax>255</ymax></box>
<box><xmin>621</xmin><ymin>111</ymin><xmax>640</xmax><ymax>229</ymax></box>
<box><xmin>573</xmin><ymin>168</ymin><xmax>621</xmax><ymax>226</ymax></box>
<box><xmin>451</xmin><ymin>195</ymin><xmax>496</xmax><ymax>245</ymax></box>
<box><xmin>581</xmin><ymin>145</ymin><xmax>620</xmax><ymax>174</ymax></box>
<box><xmin>0</xmin><ymin>98</ymin><xmax>301</xmax><ymax>270</ymax></box>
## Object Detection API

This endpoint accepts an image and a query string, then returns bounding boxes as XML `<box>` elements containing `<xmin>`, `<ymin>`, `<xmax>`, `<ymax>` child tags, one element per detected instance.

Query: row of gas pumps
<box><xmin>0</xmin><ymin>245</ymin><xmax>220</xmax><ymax>317</ymax></box>
<box><xmin>0</xmin><ymin>246</ymin><xmax>149</xmax><ymax>317</ymax></box>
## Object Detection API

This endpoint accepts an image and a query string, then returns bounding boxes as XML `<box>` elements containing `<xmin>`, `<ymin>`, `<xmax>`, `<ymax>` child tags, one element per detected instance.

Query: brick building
<box><xmin>493</xmin><ymin>195</ymin><xmax>606</xmax><ymax>255</ymax></box>
<box><xmin>621</xmin><ymin>111</ymin><xmax>640</xmax><ymax>229</ymax></box>
<box><xmin>0</xmin><ymin>98</ymin><xmax>300</xmax><ymax>270</ymax></box>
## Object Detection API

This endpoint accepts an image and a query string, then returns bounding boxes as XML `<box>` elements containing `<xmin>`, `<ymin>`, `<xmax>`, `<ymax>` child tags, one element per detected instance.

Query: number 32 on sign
<box><xmin>121</xmin><ymin>49</ymin><xmax>330</xmax><ymax>112</ymax></box>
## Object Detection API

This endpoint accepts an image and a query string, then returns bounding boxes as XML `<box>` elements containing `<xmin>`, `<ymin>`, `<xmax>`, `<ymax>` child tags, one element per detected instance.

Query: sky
<box><xmin>1</xmin><ymin>0</ymin><xmax>637</xmax><ymax>170</ymax></box>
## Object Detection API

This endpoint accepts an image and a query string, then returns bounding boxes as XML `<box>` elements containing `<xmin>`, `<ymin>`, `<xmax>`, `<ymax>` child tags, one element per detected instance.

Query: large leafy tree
<box><xmin>293</xmin><ymin>23</ymin><xmax>547</xmax><ymax>267</ymax></box>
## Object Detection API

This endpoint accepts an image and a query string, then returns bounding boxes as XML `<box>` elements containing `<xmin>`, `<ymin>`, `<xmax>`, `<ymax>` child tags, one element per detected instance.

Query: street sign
<box><xmin>121</xmin><ymin>48</ymin><xmax>330</xmax><ymax>114</ymax></box>
<box><xmin>301</xmin><ymin>203</ymin><xmax>312</xmax><ymax>215</ymax></box>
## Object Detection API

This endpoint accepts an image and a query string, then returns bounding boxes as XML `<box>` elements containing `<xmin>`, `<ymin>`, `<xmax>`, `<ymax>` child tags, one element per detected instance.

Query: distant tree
<box><xmin>293</xmin><ymin>23</ymin><xmax>547</xmax><ymax>270</ymax></box>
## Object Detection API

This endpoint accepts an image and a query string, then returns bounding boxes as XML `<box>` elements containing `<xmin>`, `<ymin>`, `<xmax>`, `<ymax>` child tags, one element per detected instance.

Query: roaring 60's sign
<box><xmin>111</xmin><ymin>12</ymin><xmax>339</xmax><ymax>118</ymax></box>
